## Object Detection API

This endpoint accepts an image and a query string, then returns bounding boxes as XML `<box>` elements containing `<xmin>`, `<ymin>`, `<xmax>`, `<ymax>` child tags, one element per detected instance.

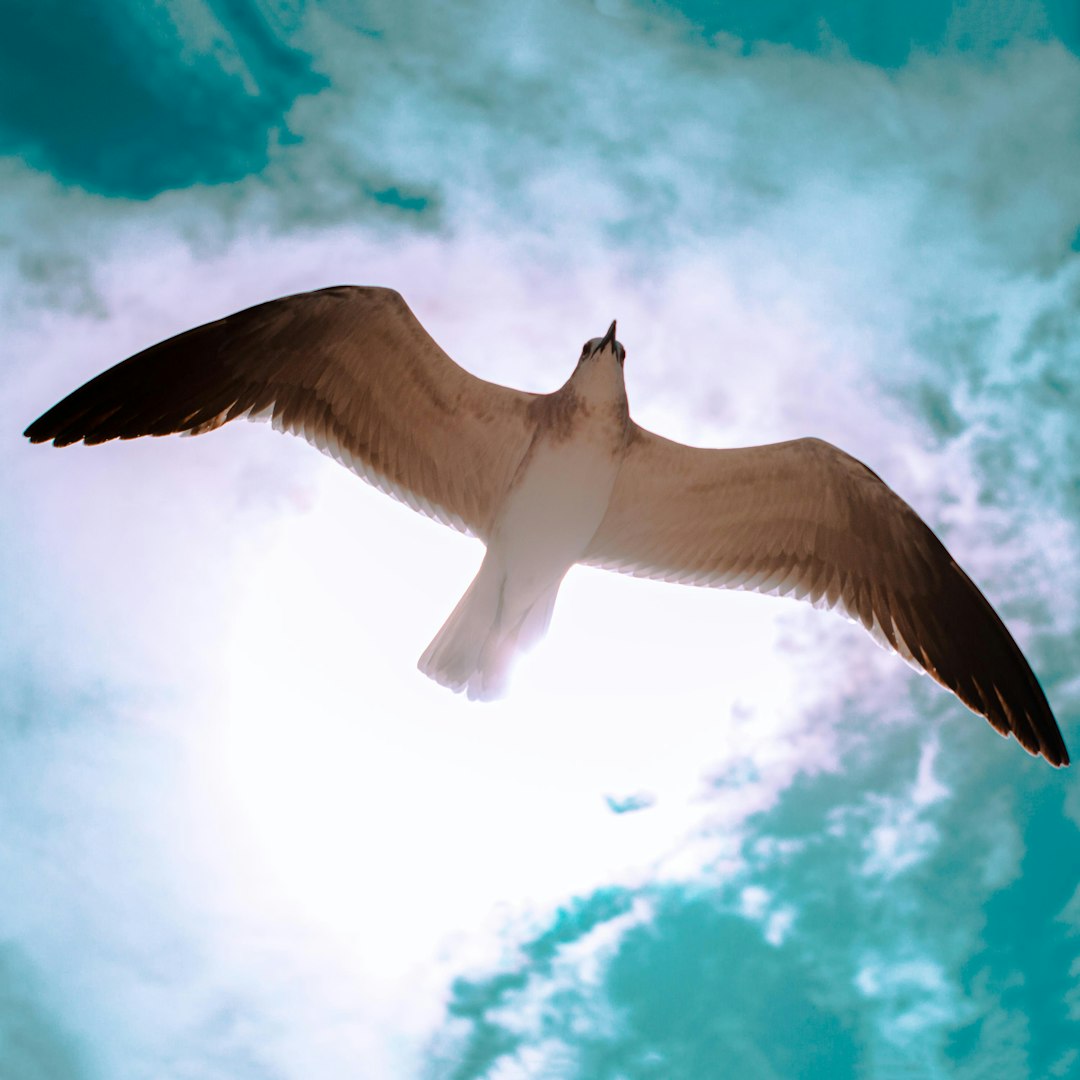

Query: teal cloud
<box><xmin>581</xmin><ymin>896</ymin><xmax>860</xmax><ymax>1079</ymax></box>
<box><xmin>0</xmin><ymin>0</ymin><xmax>326</xmax><ymax>198</ymax></box>
<box><xmin>651</xmin><ymin>0</ymin><xmax>1080</xmax><ymax>65</ymax></box>
<box><xmin>432</xmin><ymin>890</ymin><xmax>636</xmax><ymax>1079</ymax></box>
<box><xmin>428</xmin><ymin>884</ymin><xmax>859</xmax><ymax>1079</ymax></box>
<box><xmin>945</xmin><ymin>794</ymin><xmax>1080</xmax><ymax>1077</ymax></box>
<box><xmin>427</xmin><ymin>707</ymin><xmax>1080</xmax><ymax>1078</ymax></box>
<box><xmin>3</xmin><ymin>2</ymin><xmax>1080</xmax><ymax>1076</ymax></box>
<box><xmin>0</xmin><ymin>946</ymin><xmax>93</xmax><ymax>1080</ymax></box>
<box><xmin>656</xmin><ymin>0</ymin><xmax>949</xmax><ymax>66</ymax></box>
<box><xmin>605</xmin><ymin>792</ymin><xmax>655</xmax><ymax>814</ymax></box>
<box><xmin>739</xmin><ymin>721</ymin><xmax>1080</xmax><ymax>1076</ymax></box>
<box><xmin>365</xmin><ymin>184</ymin><xmax>433</xmax><ymax>213</ymax></box>
<box><xmin>1044</xmin><ymin>0</ymin><xmax>1080</xmax><ymax>54</ymax></box>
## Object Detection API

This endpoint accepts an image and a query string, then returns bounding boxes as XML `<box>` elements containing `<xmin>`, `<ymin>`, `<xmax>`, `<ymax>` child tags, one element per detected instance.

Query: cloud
<box><xmin>0</xmin><ymin>0</ymin><xmax>326</xmax><ymax>197</ymax></box>
<box><xmin>604</xmin><ymin>792</ymin><xmax>656</xmax><ymax>814</ymax></box>
<box><xmin>423</xmin><ymin>696</ymin><xmax>1080</xmax><ymax>1078</ymax></box>
<box><xmin>426</xmin><ymin>885</ymin><xmax>861</xmax><ymax>1079</ymax></box>
<box><xmin>0</xmin><ymin>945</ymin><xmax>92</xmax><ymax>1080</ymax></box>
<box><xmin>3</xmin><ymin>2</ymin><xmax>1080</xmax><ymax>1078</ymax></box>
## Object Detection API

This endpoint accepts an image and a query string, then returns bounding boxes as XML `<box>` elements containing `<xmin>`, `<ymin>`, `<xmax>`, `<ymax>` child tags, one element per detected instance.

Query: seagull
<box><xmin>24</xmin><ymin>285</ymin><xmax>1068</xmax><ymax>766</ymax></box>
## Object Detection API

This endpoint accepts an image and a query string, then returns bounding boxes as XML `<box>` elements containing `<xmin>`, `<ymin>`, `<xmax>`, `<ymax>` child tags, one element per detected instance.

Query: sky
<box><xmin>2</xmin><ymin>1</ymin><xmax>1080</xmax><ymax>1077</ymax></box>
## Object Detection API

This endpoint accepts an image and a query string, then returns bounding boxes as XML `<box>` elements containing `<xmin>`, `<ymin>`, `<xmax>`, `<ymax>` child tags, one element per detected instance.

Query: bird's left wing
<box><xmin>25</xmin><ymin>286</ymin><xmax>537</xmax><ymax>538</ymax></box>
<box><xmin>583</xmin><ymin>424</ymin><xmax>1068</xmax><ymax>765</ymax></box>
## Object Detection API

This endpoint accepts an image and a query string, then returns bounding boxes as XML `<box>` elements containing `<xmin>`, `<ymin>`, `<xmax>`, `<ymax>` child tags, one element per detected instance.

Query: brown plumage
<box><xmin>25</xmin><ymin>285</ymin><xmax>1069</xmax><ymax>764</ymax></box>
<box><xmin>25</xmin><ymin>286</ymin><xmax>537</xmax><ymax>537</ymax></box>
<box><xmin>585</xmin><ymin>431</ymin><xmax>1067</xmax><ymax>765</ymax></box>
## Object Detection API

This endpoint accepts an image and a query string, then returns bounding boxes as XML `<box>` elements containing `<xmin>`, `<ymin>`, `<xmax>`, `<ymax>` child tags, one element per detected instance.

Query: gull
<box><xmin>24</xmin><ymin>285</ymin><xmax>1068</xmax><ymax>766</ymax></box>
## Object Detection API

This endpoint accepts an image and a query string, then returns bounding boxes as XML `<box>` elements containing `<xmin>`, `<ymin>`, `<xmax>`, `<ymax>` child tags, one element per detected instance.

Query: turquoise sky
<box><xmin>2</xmin><ymin>2</ymin><xmax>1079</xmax><ymax>1078</ymax></box>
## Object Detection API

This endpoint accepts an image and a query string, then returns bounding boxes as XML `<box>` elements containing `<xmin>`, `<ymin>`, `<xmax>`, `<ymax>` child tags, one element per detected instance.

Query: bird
<box><xmin>24</xmin><ymin>284</ymin><xmax>1068</xmax><ymax>766</ymax></box>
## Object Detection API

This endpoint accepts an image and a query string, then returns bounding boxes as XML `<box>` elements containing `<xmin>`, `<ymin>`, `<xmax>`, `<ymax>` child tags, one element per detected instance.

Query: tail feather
<box><xmin>418</xmin><ymin>568</ymin><xmax>560</xmax><ymax>700</ymax></box>
<box><xmin>417</xmin><ymin>575</ymin><xmax>496</xmax><ymax>695</ymax></box>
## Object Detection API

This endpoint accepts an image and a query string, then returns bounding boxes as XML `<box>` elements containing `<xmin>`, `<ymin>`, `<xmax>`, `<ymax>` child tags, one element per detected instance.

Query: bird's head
<box><xmin>578</xmin><ymin>320</ymin><xmax>626</xmax><ymax>368</ymax></box>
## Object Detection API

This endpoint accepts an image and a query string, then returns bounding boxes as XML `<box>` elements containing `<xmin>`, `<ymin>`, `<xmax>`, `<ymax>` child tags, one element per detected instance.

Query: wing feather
<box><xmin>584</xmin><ymin>425</ymin><xmax>1068</xmax><ymax>765</ymax></box>
<box><xmin>25</xmin><ymin>286</ymin><xmax>536</xmax><ymax>538</ymax></box>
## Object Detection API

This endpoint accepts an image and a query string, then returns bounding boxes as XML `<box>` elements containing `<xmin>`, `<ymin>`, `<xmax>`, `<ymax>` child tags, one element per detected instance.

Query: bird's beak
<box><xmin>599</xmin><ymin>320</ymin><xmax>617</xmax><ymax>352</ymax></box>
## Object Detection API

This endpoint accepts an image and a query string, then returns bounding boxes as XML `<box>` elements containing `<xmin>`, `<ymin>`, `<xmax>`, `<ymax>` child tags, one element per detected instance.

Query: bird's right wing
<box><xmin>25</xmin><ymin>286</ymin><xmax>538</xmax><ymax>538</ymax></box>
<box><xmin>584</xmin><ymin>424</ymin><xmax>1068</xmax><ymax>765</ymax></box>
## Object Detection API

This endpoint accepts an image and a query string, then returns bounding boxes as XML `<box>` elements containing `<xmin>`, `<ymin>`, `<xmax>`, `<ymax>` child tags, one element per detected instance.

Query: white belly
<box><xmin>490</xmin><ymin>428</ymin><xmax>625</xmax><ymax>592</ymax></box>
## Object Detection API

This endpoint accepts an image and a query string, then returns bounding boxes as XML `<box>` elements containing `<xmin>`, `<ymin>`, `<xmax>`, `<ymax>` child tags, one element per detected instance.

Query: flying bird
<box><xmin>24</xmin><ymin>286</ymin><xmax>1068</xmax><ymax>766</ymax></box>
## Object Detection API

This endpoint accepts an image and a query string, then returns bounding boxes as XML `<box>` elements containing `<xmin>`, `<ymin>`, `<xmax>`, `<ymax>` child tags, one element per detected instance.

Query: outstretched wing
<box><xmin>25</xmin><ymin>286</ymin><xmax>537</xmax><ymax>538</ymax></box>
<box><xmin>584</xmin><ymin>426</ymin><xmax>1068</xmax><ymax>766</ymax></box>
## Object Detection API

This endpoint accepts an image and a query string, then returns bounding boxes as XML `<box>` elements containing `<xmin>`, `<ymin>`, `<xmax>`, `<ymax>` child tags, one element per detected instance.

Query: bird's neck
<box><xmin>565</xmin><ymin>356</ymin><xmax>628</xmax><ymax>412</ymax></box>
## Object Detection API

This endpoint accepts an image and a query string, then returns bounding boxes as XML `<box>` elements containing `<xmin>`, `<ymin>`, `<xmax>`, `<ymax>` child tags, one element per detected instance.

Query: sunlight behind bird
<box><xmin>213</xmin><ymin>465</ymin><xmax>804</xmax><ymax>968</ymax></box>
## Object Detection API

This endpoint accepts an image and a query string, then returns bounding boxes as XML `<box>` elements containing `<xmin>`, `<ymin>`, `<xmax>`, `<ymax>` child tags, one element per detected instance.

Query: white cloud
<box><xmin>3</xmin><ymin>2</ymin><xmax>1079</xmax><ymax>1075</ymax></box>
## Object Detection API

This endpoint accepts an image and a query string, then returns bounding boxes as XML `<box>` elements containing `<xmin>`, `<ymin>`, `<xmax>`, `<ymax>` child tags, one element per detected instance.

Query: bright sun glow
<box><xmin>214</xmin><ymin>463</ymin><xmax>812</xmax><ymax>972</ymax></box>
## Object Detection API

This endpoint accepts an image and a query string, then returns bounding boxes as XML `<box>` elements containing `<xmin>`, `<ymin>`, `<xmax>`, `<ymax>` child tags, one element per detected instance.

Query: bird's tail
<box><xmin>418</xmin><ymin>562</ymin><xmax>559</xmax><ymax>701</ymax></box>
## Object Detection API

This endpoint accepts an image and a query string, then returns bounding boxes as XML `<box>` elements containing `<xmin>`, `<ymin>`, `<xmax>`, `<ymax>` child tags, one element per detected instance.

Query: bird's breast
<box><xmin>490</xmin><ymin>400</ymin><xmax>629</xmax><ymax>582</ymax></box>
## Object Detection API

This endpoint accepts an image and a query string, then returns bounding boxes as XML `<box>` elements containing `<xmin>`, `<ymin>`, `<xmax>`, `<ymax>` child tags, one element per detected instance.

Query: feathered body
<box><xmin>24</xmin><ymin>285</ymin><xmax>1069</xmax><ymax>766</ymax></box>
<box><xmin>420</xmin><ymin>340</ymin><xmax>631</xmax><ymax>697</ymax></box>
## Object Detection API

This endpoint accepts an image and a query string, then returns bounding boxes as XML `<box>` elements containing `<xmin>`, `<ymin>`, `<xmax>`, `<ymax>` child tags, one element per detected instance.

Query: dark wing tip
<box><xmin>21</xmin><ymin>311</ymin><xmax>258</xmax><ymax>448</ymax></box>
<box><xmin>1045</xmin><ymin>741</ymin><xmax>1070</xmax><ymax>768</ymax></box>
<box><xmin>22</xmin><ymin>286</ymin><xmax>392</xmax><ymax>450</ymax></box>
<box><xmin>23</xmin><ymin>419</ymin><xmax>52</xmax><ymax>443</ymax></box>
<box><xmin>844</xmin><ymin>497</ymin><xmax>1070</xmax><ymax>770</ymax></box>
<box><xmin>24</xmin><ymin>407</ymin><xmax>93</xmax><ymax>446</ymax></box>
<box><xmin>1001</xmin><ymin>697</ymin><xmax>1070</xmax><ymax>767</ymax></box>
<box><xmin>24</xmin><ymin>407</ymin><xmax>96</xmax><ymax>446</ymax></box>
<box><xmin>1024</xmin><ymin>709</ymin><xmax>1069</xmax><ymax>767</ymax></box>
<box><xmin>904</xmin><ymin>565</ymin><xmax>1071</xmax><ymax>769</ymax></box>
